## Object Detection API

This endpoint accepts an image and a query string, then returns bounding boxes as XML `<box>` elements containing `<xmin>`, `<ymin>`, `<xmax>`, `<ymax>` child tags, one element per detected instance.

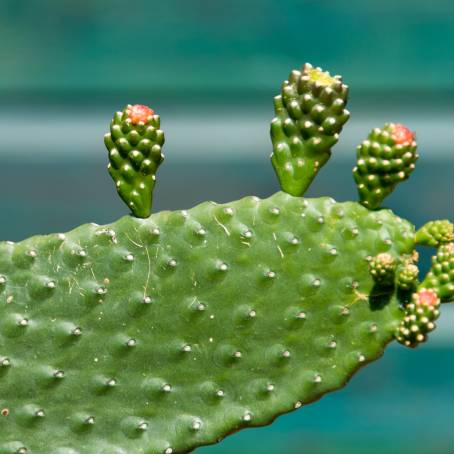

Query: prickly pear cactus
<box><xmin>0</xmin><ymin>63</ymin><xmax>453</xmax><ymax>454</ymax></box>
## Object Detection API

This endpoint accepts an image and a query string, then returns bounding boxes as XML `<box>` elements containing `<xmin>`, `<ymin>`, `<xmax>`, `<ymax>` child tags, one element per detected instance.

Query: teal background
<box><xmin>1</xmin><ymin>1</ymin><xmax>454</xmax><ymax>453</ymax></box>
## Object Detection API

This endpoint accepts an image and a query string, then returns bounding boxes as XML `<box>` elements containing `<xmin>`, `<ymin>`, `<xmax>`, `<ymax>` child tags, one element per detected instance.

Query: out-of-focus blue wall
<box><xmin>1</xmin><ymin>0</ymin><xmax>454</xmax><ymax>92</ymax></box>
<box><xmin>1</xmin><ymin>1</ymin><xmax>454</xmax><ymax>453</ymax></box>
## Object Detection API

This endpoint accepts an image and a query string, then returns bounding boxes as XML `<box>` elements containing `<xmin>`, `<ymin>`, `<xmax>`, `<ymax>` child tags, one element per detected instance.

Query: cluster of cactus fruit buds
<box><xmin>368</xmin><ymin>248</ymin><xmax>445</xmax><ymax>348</ymax></box>
<box><xmin>369</xmin><ymin>252</ymin><xmax>421</xmax><ymax>292</ymax></box>
<box><xmin>104</xmin><ymin>104</ymin><xmax>165</xmax><ymax>218</ymax></box>
<box><xmin>369</xmin><ymin>219</ymin><xmax>454</xmax><ymax>347</ymax></box>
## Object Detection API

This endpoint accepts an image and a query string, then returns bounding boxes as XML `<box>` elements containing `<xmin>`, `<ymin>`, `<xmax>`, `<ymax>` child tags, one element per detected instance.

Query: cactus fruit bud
<box><xmin>104</xmin><ymin>104</ymin><xmax>165</xmax><ymax>218</ymax></box>
<box><xmin>396</xmin><ymin>263</ymin><xmax>419</xmax><ymax>291</ymax></box>
<box><xmin>416</xmin><ymin>220</ymin><xmax>454</xmax><ymax>247</ymax></box>
<box><xmin>421</xmin><ymin>243</ymin><xmax>454</xmax><ymax>301</ymax></box>
<box><xmin>369</xmin><ymin>253</ymin><xmax>396</xmax><ymax>286</ymax></box>
<box><xmin>270</xmin><ymin>63</ymin><xmax>350</xmax><ymax>196</ymax></box>
<box><xmin>396</xmin><ymin>289</ymin><xmax>440</xmax><ymax>348</ymax></box>
<box><xmin>353</xmin><ymin>123</ymin><xmax>418</xmax><ymax>210</ymax></box>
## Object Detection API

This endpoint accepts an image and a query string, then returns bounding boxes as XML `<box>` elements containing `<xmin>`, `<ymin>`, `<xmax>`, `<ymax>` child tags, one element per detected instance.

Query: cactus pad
<box><xmin>0</xmin><ymin>193</ymin><xmax>415</xmax><ymax>453</ymax></box>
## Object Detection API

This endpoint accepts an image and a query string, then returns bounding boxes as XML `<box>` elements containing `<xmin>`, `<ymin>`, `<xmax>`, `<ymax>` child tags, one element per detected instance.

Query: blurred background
<box><xmin>1</xmin><ymin>1</ymin><xmax>454</xmax><ymax>452</ymax></box>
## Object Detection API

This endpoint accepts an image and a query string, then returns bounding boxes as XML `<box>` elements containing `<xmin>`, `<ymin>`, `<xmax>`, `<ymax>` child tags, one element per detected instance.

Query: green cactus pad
<box><xmin>0</xmin><ymin>192</ymin><xmax>415</xmax><ymax>453</ymax></box>
<box><xmin>353</xmin><ymin>123</ymin><xmax>418</xmax><ymax>209</ymax></box>
<box><xmin>420</xmin><ymin>243</ymin><xmax>454</xmax><ymax>301</ymax></box>
<box><xmin>415</xmin><ymin>220</ymin><xmax>454</xmax><ymax>247</ymax></box>
<box><xmin>270</xmin><ymin>63</ymin><xmax>350</xmax><ymax>196</ymax></box>
<box><xmin>104</xmin><ymin>104</ymin><xmax>165</xmax><ymax>218</ymax></box>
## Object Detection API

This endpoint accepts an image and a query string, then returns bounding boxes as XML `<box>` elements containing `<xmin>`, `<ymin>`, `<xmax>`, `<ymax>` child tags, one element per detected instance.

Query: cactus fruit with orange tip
<box><xmin>353</xmin><ymin>123</ymin><xmax>418</xmax><ymax>209</ymax></box>
<box><xmin>396</xmin><ymin>289</ymin><xmax>441</xmax><ymax>347</ymax></box>
<box><xmin>104</xmin><ymin>104</ymin><xmax>165</xmax><ymax>218</ymax></box>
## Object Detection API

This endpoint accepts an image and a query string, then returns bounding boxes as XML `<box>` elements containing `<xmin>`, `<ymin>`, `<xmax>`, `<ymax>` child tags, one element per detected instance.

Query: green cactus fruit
<box><xmin>104</xmin><ymin>104</ymin><xmax>165</xmax><ymax>218</ymax></box>
<box><xmin>353</xmin><ymin>123</ymin><xmax>418</xmax><ymax>209</ymax></box>
<box><xmin>420</xmin><ymin>243</ymin><xmax>454</xmax><ymax>301</ymax></box>
<box><xmin>415</xmin><ymin>220</ymin><xmax>454</xmax><ymax>247</ymax></box>
<box><xmin>0</xmin><ymin>193</ymin><xmax>416</xmax><ymax>453</ymax></box>
<box><xmin>396</xmin><ymin>262</ymin><xmax>419</xmax><ymax>291</ymax></box>
<box><xmin>395</xmin><ymin>289</ymin><xmax>440</xmax><ymax>348</ymax></box>
<box><xmin>270</xmin><ymin>63</ymin><xmax>350</xmax><ymax>196</ymax></box>
<box><xmin>368</xmin><ymin>253</ymin><xmax>396</xmax><ymax>286</ymax></box>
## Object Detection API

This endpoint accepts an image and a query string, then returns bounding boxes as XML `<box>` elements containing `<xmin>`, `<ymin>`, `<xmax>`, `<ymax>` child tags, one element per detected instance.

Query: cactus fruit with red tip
<box><xmin>396</xmin><ymin>289</ymin><xmax>441</xmax><ymax>348</ymax></box>
<box><xmin>104</xmin><ymin>104</ymin><xmax>165</xmax><ymax>218</ymax></box>
<box><xmin>353</xmin><ymin>123</ymin><xmax>418</xmax><ymax>209</ymax></box>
